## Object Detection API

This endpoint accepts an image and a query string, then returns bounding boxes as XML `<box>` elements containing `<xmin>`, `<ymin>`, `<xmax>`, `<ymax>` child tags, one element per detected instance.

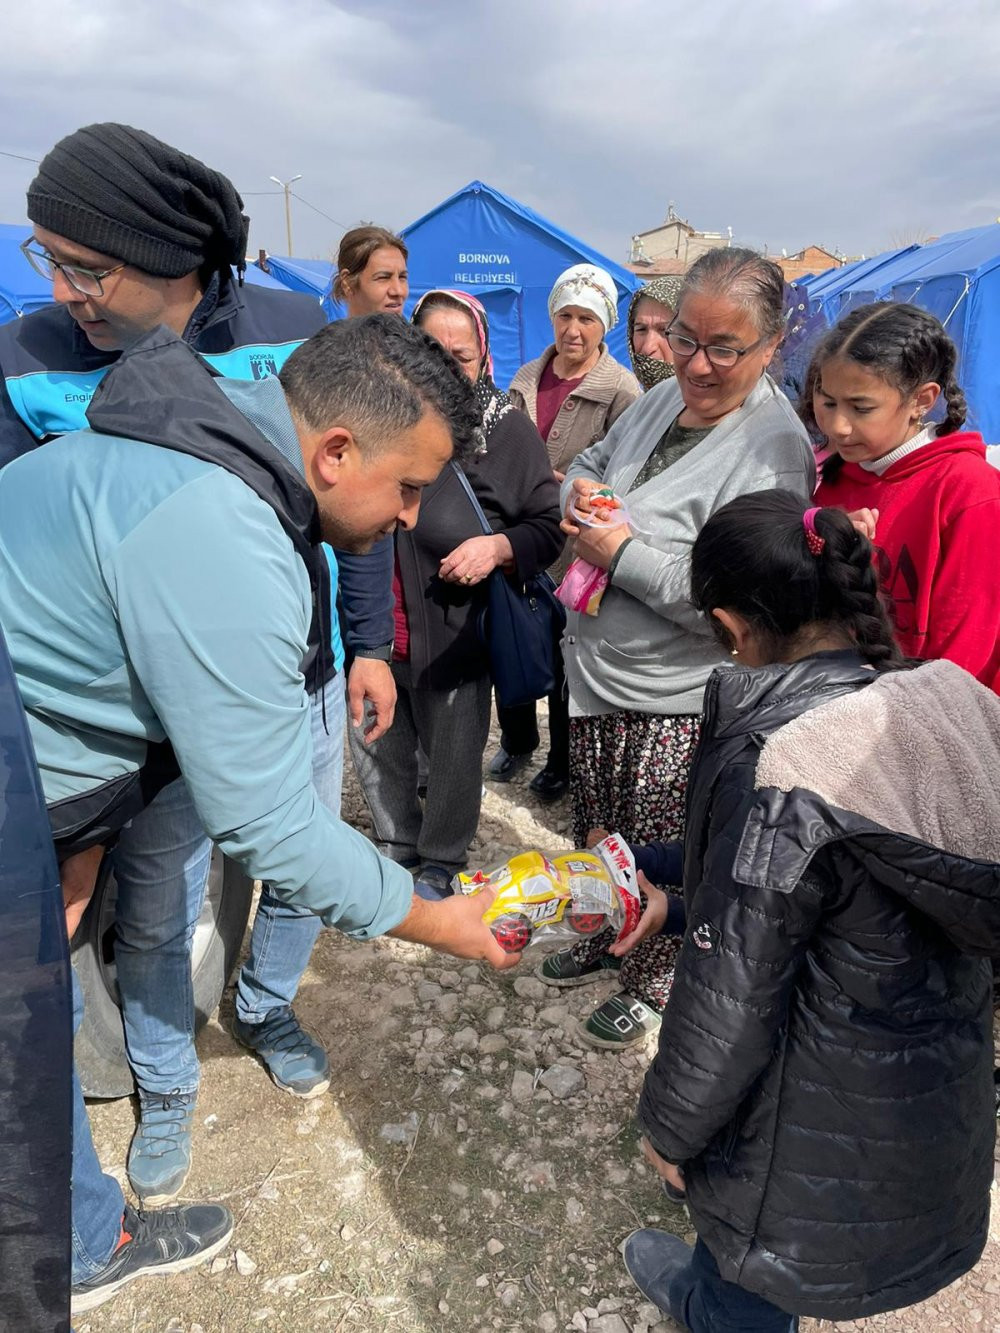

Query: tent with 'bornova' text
<box><xmin>401</xmin><ymin>181</ymin><xmax>641</xmax><ymax>389</ymax></box>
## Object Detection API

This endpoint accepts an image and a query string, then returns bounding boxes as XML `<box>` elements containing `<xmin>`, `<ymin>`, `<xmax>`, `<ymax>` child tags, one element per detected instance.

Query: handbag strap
<box><xmin>450</xmin><ymin>461</ymin><xmax>492</xmax><ymax>537</ymax></box>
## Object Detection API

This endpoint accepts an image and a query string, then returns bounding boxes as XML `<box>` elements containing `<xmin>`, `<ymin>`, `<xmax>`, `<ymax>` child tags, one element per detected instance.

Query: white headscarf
<box><xmin>547</xmin><ymin>263</ymin><xmax>619</xmax><ymax>332</ymax></box>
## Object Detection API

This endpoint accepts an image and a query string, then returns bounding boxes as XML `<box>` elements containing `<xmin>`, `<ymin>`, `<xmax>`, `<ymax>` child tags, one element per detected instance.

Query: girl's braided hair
<box><xmin>691</xmin><ymin>489</ymin><xmax>904</xmax><ymax>671</ymax></box>
<box><xmin>799</xmin><ymin>302</ymin><xmax>967</xmax><ymax>482</ymax></box>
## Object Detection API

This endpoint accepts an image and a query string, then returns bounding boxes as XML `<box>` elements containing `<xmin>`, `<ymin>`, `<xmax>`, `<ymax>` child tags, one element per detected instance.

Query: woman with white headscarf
<box><xmin>487</xmin><ymin>263</ymin><xmax>641</xmax><ymax>802</ymax></box>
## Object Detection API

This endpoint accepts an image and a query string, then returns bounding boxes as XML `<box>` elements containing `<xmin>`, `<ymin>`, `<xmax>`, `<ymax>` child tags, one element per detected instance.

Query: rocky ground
<box><xmin>81</xmin><ymin>716</ymin><xmax>1000</xmax><ymax>1333</ymax></box>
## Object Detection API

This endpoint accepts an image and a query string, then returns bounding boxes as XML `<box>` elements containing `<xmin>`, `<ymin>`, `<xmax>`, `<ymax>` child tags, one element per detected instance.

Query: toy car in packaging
<box><xmin>454</xmin><ymin>833</ymin><xmax>642</xmax><ymax>954</ymax></box>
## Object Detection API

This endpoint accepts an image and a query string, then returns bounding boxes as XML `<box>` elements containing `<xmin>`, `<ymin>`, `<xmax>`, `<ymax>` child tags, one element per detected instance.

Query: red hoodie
<box><xmin>816</xmin><ymin>431</ymin><xmax>1000</xmax><ymax>693</ymax></box>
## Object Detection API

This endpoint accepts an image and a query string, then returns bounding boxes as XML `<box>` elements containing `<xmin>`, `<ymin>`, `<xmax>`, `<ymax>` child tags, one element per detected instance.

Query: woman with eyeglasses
<box><xmin>536</xmin><ymin>249</ymin><xmax>815</xmax><ymax>1051</ymax></box>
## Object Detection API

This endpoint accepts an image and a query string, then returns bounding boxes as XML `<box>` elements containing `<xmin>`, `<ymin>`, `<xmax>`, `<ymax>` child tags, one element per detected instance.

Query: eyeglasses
<box><xmin>665</xmin><ymin>326</ymin><xmax>768</xmax><ymax>369</ymax></box>
<box><xmin>20</xmin><ymin>239</ymin><xmax>126</xmax><ymax>298</ymax></box>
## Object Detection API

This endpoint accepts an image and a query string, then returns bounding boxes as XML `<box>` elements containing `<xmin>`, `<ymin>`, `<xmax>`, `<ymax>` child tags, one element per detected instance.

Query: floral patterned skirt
<box><xmin>568</xmin><ymin>709</ymin><xmax>701</xmax><ymax>1008</ymax></box>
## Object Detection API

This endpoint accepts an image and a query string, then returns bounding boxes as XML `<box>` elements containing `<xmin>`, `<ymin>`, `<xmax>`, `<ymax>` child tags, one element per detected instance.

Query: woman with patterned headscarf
<box><xmin>487</xmin><ymin>263</ymin><xmax>641</xmax><ymax>802</ymax></box>
<box><xmin>348</xmin><ymin>290</ymin><xmax>564</xmax><ymax>900</ymax></box>
<box><xmin>627</xmin><ymin>276</ymin><xmax>684</xmax><ymax>390</ymax></box>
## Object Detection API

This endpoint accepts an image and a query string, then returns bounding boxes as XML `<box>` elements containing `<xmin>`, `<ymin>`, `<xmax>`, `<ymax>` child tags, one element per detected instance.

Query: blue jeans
<box><xmin>71</xmin><ymin>970</ymin><xmax>125</xmax><ymax>1283</ymax></box>
<box><xmin>675</xmin><ymin>1239</ymin><xmax>798</xmax><ymax>1333</ymax></box>
<box><xmin>113</xmin><ymin>685</ymin><xmax>345</xmax><ymax>1091</ymax></box>
<box><xmin>69</xmin><ymin>683</ymin><xmax>345</xmax><ymax>1282</ymax></box>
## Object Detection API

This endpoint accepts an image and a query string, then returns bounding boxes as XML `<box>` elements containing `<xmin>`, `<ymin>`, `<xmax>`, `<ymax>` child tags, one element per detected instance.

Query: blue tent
<box><xmin>260</xmin><ymin>254</ymin><xmax>336</xmax><ymax>318</ymax></box>
<box><xmin>401</xmin><ymin>180</ymin><xmax>641</xmax><ymax>388</ymax></box>
<box><xmin>814</xmin><ymin>223</ymin><xmax>1000</xmax><ymax>440</ymax></box>
<box><xmin>0</xmin><ymin>224</ymin><xmax>56</xmax><ymax>322</ymax></box>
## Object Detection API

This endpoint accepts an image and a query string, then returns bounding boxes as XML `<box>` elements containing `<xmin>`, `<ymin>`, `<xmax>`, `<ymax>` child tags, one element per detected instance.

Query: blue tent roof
<box><xmin>400</xmin><ymin>180</ymin><xmax>641</xmax><ymax>387</ymax></box>
<box><xmin>0</xmin><ymin>224</ymin><xmax>57</xmax><ymax>322</ymax></box>
<box><xmin>803</xmin><ymin>223</ymin><xmax>1000</xmax><ymax>440</ymax></box>
<box><xmin>259</xmin><ymin>255</ymin><xmax>336</xmax><ymax>317</ymax></box>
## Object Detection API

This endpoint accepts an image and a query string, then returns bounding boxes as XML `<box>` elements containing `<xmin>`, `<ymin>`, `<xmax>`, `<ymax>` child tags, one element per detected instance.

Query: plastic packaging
<box><xmin>454</xmin><ymin>833</ymin><xmax>642</xmax><ymax>954</ymax></box>
<box><xmin>556</xmin><ymin>488</ymin><xmax>633</xmax><ymax>616</ymax></box>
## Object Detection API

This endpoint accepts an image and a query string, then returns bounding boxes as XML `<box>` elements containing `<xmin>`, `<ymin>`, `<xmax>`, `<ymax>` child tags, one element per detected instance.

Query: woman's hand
<box><xmin>561</xmin><ymin>477</ymin><xmax>600</xmax><ymax>533</ymax></box>
<box><xmin>439</xmin><ymin>534</ymin><xmax>512</xmax><ymax>585</ymax></box>
<box><xmin>641</xmin><ymin>1136</ymin><xmax>685</xmax><ymax>1195</ymax></box>
<box><xmin>609</xmin><ymin>871</ymin><xmax>669</xmax><ymax>956</ymax></box>
<box><xmin>572</xmin><ymin>520</ymin><xmax>631</xmax><ymax>571</ymax></box>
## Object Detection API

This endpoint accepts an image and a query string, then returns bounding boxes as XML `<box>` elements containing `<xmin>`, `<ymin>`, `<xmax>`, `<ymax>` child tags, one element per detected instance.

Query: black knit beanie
<box><xmin>27</xmin><ymin>123</ymin><xmax>250</xmax><ymax>279</ymax></box>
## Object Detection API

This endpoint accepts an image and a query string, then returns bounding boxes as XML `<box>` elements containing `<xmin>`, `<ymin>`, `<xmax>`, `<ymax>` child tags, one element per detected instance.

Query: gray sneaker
<box><xmin>127</xmin><ymin>1090</ymin><xmax>196</xmax><ymax>1206</ymax></box>
<box><xmin>231</xmin><ymin>1007</ymin><xmax>330</xmax><ymax>1098</ymax></box>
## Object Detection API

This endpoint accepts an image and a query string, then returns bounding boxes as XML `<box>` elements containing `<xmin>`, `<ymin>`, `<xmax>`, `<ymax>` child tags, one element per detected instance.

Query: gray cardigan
<box><xmin>560</xmin><ymin>374</ymin><xmax>815</xmax><ymax>717</ymax></box>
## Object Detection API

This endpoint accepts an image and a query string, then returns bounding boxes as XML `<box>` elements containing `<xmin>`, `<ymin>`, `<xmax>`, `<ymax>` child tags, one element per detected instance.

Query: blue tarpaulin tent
<box><xmin>803</xmin><ymin>223</ymin><xmax>1000</xmax><ymax>440</ymax></box>
<box><xmin>260</xmin><ymin>254</ymin><xmax>336</xmax><ymax>318</ymax></box>
<box><xmin>401</xmin><ymin>180</ymin><xmax>641</xmax><ymax>388</ymax></box>
<box><xmin>0</xmin><ymin>223</ymin><xmax>56</xmax><ymax>321</ymax></box>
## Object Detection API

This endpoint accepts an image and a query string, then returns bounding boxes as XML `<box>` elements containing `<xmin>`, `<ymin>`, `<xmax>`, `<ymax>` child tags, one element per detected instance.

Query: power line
<box><xmin>290</xmin><ymin>191</ymin><xmax>348</xmax><ymax>232</ymax></box>
<box><xmin>239</xmin><ymin>190</ymin><xmax>283</xmax><ymax>196</ymax></box>
<box><xmin>0</xmin><ymin>148</ymin><xmax>40</xmax><ymax>164</ymax></box>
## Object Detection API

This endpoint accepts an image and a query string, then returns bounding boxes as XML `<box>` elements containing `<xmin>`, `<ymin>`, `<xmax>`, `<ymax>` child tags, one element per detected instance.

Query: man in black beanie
<box><xmin>0</xmin><ymin>124</ymin><xmax>401</xmax><ymax>1304</ymax></box>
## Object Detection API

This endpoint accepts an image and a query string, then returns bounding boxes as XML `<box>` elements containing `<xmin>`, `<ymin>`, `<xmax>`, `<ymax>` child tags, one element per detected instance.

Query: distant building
<box><xmin>629</xmin><ymin>203</ymin><xmax>730</xmax><ymax>271</ymax></box>
<box><xmin>772</xmin><ymin>245</ymin><xmax>843</xmax><ymax>282</ymax></box>
<box><xmin>628</xmin><ymin>204</ymin><xmax>844</xmax><ymax>282</ymax></box>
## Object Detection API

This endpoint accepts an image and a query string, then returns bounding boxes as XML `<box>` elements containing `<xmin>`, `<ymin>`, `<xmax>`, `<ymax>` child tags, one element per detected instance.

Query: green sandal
<box><xmin>579</xmin><ymin>991</ymin><xmax>662</xmax><ymax>1049</ymax></box>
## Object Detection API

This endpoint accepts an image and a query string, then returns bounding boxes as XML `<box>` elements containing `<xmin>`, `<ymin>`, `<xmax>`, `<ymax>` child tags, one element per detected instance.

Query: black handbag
<box><xmin>451</xmin><ymin>462</ymin><xmax>566</xmax><ymax>708</ymax></box>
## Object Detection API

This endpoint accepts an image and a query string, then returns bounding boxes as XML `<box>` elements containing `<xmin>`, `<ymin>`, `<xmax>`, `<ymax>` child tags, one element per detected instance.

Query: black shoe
<box><xmin>414</xmin><ymin>863</ymin><xmax>454</xmax><ymax>900</ymax></box>
<box><xmin>487</xmin><ymin>746</ymin><xmax>534</xmax><ymax>782</ymax></box>
<box><xmin>529</xmin><ymin>766</ymin><xmax>569</xmax><ymax>803</ymax></box>
<box><xmin>622</xmin><ymin>1228</ymin><xmax>694</xmax><ymax>1323</ymax></box>
<box><xmin>71</xmin><ymin>1202</ymin><xmax>234</xmax><ymax>1314</ymax></box>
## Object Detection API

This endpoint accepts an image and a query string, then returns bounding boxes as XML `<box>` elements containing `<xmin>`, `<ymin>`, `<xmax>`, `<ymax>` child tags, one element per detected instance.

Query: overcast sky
<box><xmin>2</xmin><ymin>0</ymin><xmax>998</xmax><ymax>266</ymax></box>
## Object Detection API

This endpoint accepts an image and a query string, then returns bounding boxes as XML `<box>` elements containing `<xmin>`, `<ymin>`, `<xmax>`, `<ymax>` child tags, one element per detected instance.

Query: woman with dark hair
<box><xmin>625</xmin><ymin>488</ymin><xmax>1000</xmax><ymax>1331</ymax></box>
<box><xmin>540</xmin><ymin>249</ymin><xmax>814</xmax><ymax>1049</ymax></box>
<box><xmin>809</xmin><ymin>301</ymin><xmax>1000</xmax><ymax>691</ymax></box>
<box><xmin>332</xmin><ymin>224</ymin><xmax>409</xmax><ymax>316</ymax></box>
<box><xmin>349</xmin><ymin>290</ymin><xmax>563</xmax><ymax>898</ymax></box>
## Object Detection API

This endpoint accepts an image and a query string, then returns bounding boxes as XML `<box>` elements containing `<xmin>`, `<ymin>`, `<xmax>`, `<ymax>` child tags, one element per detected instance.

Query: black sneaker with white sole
<box><xmin>71</xmin><ymin>1202</ymin><xmax>233</xmax><ymax>1314</ymax></box>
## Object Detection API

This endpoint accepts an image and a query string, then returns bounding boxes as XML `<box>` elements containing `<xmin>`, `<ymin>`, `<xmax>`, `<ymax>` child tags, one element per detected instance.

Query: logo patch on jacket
<box><xmin>691</xmin><ymin>919</ymin><xmax>721</xmax><ymax>956</ymax></box>
<box><xmin>250</xmin><ymin>352</ymin><xmax>279</xmax><ymax>380</ymax></box>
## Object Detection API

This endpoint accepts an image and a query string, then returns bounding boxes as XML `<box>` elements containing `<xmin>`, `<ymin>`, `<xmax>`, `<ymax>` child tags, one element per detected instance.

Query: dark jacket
<box><xmin>395</xmin><ymin>409</ymin><xmax>563</xmax><ymax>691</ymax></box>
<box><xmin>638</xmin><ymin>651</ymin><xmax>1000</xmax><ymax>1321</ymax></box>
<box><xmin>0</xmin><ymin>279</ymin><xmax>395</xmax><ymax>654</ymax></box>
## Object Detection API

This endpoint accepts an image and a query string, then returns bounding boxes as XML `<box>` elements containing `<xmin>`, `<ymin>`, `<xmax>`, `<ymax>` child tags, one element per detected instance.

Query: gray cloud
<box><xmin>2</xmin><ymin>0</ymin><xmax>997</xmax><ymax>266</ymax></box>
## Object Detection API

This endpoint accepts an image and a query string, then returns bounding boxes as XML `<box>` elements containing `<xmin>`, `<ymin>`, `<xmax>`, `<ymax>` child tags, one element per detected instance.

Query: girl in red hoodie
<box><xmin>808</xmin><ymin>302</ymin><xmax>1000</xmax><ymax>692</ymax></box>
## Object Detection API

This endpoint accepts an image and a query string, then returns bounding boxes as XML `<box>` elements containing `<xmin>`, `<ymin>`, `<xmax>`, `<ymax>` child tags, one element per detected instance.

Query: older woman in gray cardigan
<box><xmin>538</xmin><ymin>249</ymin><xmax>816</xmax><ymax>1050</ymax></box>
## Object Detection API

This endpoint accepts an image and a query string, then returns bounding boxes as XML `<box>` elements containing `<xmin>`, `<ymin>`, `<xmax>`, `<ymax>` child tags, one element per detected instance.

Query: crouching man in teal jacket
<box><xmin>0</xmin><ymin>312</ymin><xmax>512</xmax><ymax>1315</ymax></box>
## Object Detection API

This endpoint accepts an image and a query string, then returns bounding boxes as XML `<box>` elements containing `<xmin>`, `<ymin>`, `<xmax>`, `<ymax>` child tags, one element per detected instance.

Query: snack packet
<box><xmin>568</xmin><ymin>486</ymin><xmax>631</xmax><ymax>529</ymax></box>
<box><xmin>454</xmin><ymin>833</ymin><xmax>641</xmax><ymax>954</ymax></box>
<box><xmin>556</xmin><ymin>557</ymin><xmax>608</xmax><ymax>616</ymax></box>
<box><xmin>556</xmin><ymin>488</ymin><xmax>633</xmax><ymax>616</ymax></box>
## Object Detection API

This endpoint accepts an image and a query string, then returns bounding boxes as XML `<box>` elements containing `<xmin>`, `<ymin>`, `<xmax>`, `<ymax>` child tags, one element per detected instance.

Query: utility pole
<box><xmin>269</xmin><ymin>174</ymin><xmax>302</xmax><ymax>254</ymax></box>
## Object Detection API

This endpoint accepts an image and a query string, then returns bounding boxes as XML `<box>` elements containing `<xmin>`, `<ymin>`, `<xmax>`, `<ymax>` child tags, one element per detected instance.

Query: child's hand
<box><xmin>609</xmin><ymin>871</ymin><xmax>668</xmax><ymax>956</ymax></box>
<box><xmin>641</xmin><ymin>1136</ymin><xmax>685</xmax><ymax>1195</ymax></box>
<box><xmin>848</xmin><ymin>507</ymin><xmax>879</xmax><ymax>541</ymax></box>
<box><xmin>585</xmin><ymin>826</ymin><xmax>610</xmax><ymax>848</ymax></box>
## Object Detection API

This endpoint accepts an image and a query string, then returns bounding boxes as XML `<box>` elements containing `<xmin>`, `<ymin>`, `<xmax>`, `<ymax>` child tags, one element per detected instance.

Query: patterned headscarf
<box><xmin>412</xmin><ymin>289</ymin><xmax>513</xmax><ymax>452</ymax></box>
<box><xmin>627</xmin><ymin>276</ymin><xmax>684</xmax><ymax>390</ymax></box>
<box><xmin>547</xmin><ymin>263</ymin><xmax>619</xmax><ymax>332</ymax></box>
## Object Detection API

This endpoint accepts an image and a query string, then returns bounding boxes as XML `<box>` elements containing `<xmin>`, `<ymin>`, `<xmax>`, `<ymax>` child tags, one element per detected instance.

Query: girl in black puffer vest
<box><xmin>625</xmin><ymin>489</ymin><xmax>1000</xmax><ymax>1332</ymax></box>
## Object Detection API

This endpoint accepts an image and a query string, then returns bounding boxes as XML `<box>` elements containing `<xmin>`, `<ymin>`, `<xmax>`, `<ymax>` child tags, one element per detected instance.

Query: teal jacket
<box><xmin>0</xmin><ymin>366</ymin><xmax>412</xmax><ymax>938</ymax></box>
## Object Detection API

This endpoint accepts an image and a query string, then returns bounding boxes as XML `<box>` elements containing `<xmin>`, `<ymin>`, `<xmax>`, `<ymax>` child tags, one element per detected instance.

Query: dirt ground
<box><xmin>80</xmin><ymin>713</ymin><xmax>1000</xmax><ymax>1333</ymax></box>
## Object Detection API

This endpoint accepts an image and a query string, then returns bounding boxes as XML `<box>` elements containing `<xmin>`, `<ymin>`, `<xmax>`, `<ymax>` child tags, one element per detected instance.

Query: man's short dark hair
<box><xmin>279</xmin><ymin>314</ymin><xmax>481</xmax><ymax>460</ymax></box>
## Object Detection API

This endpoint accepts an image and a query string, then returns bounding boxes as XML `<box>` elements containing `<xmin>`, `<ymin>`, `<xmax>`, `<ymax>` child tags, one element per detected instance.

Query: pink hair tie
<box><xmin>802</xmin><ymin>507</ymin><xmax>826</xmax><ymax>556</ymax></box>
